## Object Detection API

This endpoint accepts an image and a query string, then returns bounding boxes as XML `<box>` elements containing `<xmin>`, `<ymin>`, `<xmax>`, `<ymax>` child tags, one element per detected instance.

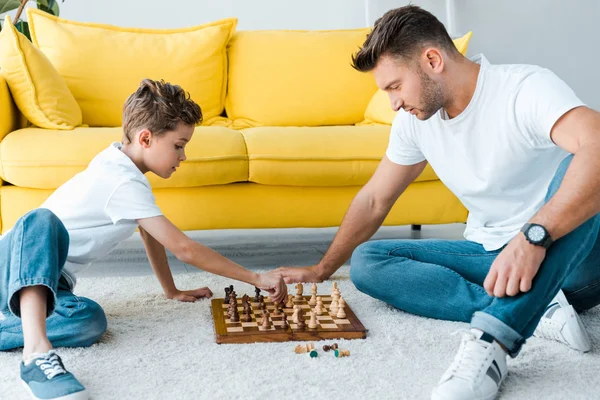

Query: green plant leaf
<box><xmin>0</xmin><ymin>0</ymin><xmax>24</xmax><ymax>15</ymax></box>
<box><xmin>36</xmin><ymin>0</ymin><xmax>59</xmax><ymax>15</ymax></box>
<box><xmin>15</xmin><ymin>19</ymin><xmax>30</xmax><ymax>40</ymax></box>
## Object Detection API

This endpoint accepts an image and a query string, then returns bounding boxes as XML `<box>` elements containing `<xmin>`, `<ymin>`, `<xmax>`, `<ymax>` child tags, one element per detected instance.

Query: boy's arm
<box><xmin>138</xmin><ymin>226</ymin><xmax>212</xmax><ymax>301</ymax></box>
<box><xmin>137</xmin><ymin>216</ymin><xmax>287</xmax><ymax>302</ymax></box>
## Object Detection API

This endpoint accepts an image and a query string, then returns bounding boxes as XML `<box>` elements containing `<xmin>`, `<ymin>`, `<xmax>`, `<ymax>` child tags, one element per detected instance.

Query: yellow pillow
<box><xmin>0</xmin><ymin>16</ymin><xmax>82</xmax><ymax>130</ymax></box>
<box><xmin>226</xmin><ymin>28</ymin><xmax>377</xmax><ymax>129</ymax></box>
<box><xmin>27</xmin><ymin>9</ymin><xmax>237</xmax><ymax>127</ymax></box>
<box><xmin>361</xmin><ymin>31</ymin><xmax>473</xmax><ymax>125</ymax></box>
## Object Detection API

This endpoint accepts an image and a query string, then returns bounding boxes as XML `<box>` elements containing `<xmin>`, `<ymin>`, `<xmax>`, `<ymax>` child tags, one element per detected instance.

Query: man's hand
<box><xmin>484</xmin><ymin>234</ymin><xmax>547</xmax><ymax>297</ymax></box>
<box><xmin>255</xmin><ymin>272</ymin><xmax>288</xmax><ymax>303</ymax></box>
<box><xmin>166</xmin><ymin>287</ymin><xmax>213</xmax><ymax>302</ymax></box>
<box><xmin>273</xmin><ymin>265</ymin><xmax>325</xmax><ymax>284</ymax></box>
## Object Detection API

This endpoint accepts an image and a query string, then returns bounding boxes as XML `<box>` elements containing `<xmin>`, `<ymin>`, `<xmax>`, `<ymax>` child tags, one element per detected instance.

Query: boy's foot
<box><xmin>533</xmin><ymin>289</ymin><xmax>591</xmax><ymax>352</ymax></box>
<box><xmin>431</xmin><ymin>329</ymin><xmax>507</xmax><ymax>400</ymax></box>
<box><xmin>20</xmin><ymin>350</ymin><xmax>88</xmax><ymax>400</ymax></box>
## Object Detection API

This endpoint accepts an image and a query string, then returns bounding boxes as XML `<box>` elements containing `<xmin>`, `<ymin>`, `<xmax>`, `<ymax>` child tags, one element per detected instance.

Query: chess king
<box><xmin>275</xmin><ymin>5</ymin><xmax>600</xmax><ymax>400</ymax></box>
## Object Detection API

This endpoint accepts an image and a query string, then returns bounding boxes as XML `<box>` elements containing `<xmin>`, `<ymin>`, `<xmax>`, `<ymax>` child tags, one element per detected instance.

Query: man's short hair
<box><xmin>352</xmin><ymin>5</ymin><xmax>459</xmax><ymax>72</ymax></box>
<box><xmin>122</xmin><ymin>79</ymin><xmax>202</xmax><ymax>143</ymax></box>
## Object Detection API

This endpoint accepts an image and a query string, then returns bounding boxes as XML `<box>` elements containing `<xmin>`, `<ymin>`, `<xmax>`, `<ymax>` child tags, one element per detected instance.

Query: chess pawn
<box><xmin>295</xmin><ymin>283</ymin><xmax>304</xmax><ymax>300</ymax></box>
<box><xmin>292</xmin><ymin>305</ymin><xmax>300</xmax><ymax>323</ymax></box>
<box><xmin>224</xmin><ymin>287</ymin><xmax>231</xmax><ymax>304</ymax></box>
<box><xmin>230</xmin><ymin>307</ymin><xmax>240</xmax><ymax>323</ymax></box>
<box><xmin>308</xmin><ymin>310</ymin><xmax>318</xmax><ymax>329</ymax></box>
<box><xmin>254</xmin><ymin>287</ymin><xmax>261</xmax><ymax>301</ymax></box>
<box><xmin>334</xmin><ymin>349</ymin><xmax>350</xmax><ymax>358</ymax></box>
<box><xmin>331</xmin><ymin>282</ymin><xmax>338</xmax><ymax>295</ymax></box>
<box><xmin>311</xmin><ymin>283</ymin><xmax>317</xmax><ymax>295</ymax></box>
<box><xmin>285</xmin><ymin>294</ymin><xmax>293</xmax><ymax>308</ymax></box>
<box><xmin>330</xmin><ymin>295</ymin><xmax>339</xmax><ymax>314</ymax></box>
<box><xmin>281</xmin><ymin>313</ymin><xmax>288</xmax><ymax>329</ymax></box>
<box><xmin>243</xmin><ymin>308</ymin><xmax>252</xmax><ymax>322</ymax></box>
<box><xmin>314</xmin><ymin>297</ymin><xmax>324</xmax><ymax>315</ymax></box>
<box><xmin>336</xmin><ymin>296</ymin><xmax>346</xmax><ymax>319</ymax></box>
<box><xmin>308</xmin><ymin>293</ymin><xmax>317</xmax><ymax>306</ymax></box>
<box><xmin>272</xmin><ymin>302</ymin><xmax>281</xmax><ymax>316</ymax></box>
<box><xmin>261</xmin><ymin>311</ymin><xmax>272</xmax><ymax>329</ymax></box>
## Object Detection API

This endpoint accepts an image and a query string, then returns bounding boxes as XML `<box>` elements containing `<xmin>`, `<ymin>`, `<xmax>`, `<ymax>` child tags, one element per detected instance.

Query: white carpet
<box><xmin>1</xmin><ymin>266</ymin><xmax>599</xmax><ymax>400</ymax></box>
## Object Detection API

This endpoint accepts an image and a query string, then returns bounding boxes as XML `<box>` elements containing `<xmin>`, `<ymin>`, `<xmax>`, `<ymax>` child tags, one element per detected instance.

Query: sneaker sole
<box><xmin>565</xmin><ymin>305</ymin><xmax>592</xmax><ymax>352</ymax></box>
<box><xmin>20</xmin><ymin>378</ymin><xmax>89</xmax><ymax>400</ymax></box>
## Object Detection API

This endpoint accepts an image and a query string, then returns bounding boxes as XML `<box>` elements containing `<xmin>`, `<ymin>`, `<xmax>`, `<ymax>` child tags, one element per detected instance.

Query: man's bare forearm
<box><xmin>530</xmin><ymin>143</ymin><xmax>600</xmax><ymax>240</ymax></box>
<box><xmin>317</xmin><ymin>190</ymin><xmax>390</xmax><ymax>279</ymax></box>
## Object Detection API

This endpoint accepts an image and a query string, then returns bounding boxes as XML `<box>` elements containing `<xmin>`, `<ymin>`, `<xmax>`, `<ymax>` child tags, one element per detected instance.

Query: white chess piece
<box><xmin>336</xmin><ymin>296</ymin><xmax>346</xmax><ymax>319</ymax></box>
<box><xmin>292</xmin><ymin>305</ymin><xmax>300</xmax><ymax>323</ymax></box>
<box><xmin>308</xmin><ymin>310</ymin><xmax>318</xmax><ymax>329</ymax></box>
<box><xmin>315</xmin><ymin>297</ymin><xmax>324</xmax><ymax>315</ymax></box>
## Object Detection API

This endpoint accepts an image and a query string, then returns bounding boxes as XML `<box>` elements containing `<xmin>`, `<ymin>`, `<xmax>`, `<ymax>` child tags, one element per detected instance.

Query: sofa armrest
<box><xmin>0</xmin><ymin>73</ymin><xmax>22</xmax><ymax>143</ymax></box>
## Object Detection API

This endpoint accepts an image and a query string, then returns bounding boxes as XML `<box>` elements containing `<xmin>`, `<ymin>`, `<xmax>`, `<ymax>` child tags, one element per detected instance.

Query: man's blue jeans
<box><xmin>0</xmin><ymin>209</ymin><xmax>107</xmax><ymax>351</ymax></box>
<box><xmin>350</xmin><ymin>154</ymin><xmax>600</xmax><ymax>357</ymax></box>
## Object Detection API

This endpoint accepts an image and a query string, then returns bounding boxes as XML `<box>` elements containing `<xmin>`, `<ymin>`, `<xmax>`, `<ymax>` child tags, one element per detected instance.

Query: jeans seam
<box><xmin>568</xmin><ymin>279</ymin><xmax>600</xmax><ymax>296</ymax></box>
<box><xmin>387</xmin><ymin>245</ymin><xmax>498</xmax><ymax>258</ymax></box>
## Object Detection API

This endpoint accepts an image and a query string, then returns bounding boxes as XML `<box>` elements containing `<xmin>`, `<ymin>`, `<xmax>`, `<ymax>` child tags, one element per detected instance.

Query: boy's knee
<box><xmin>71</xmin><ymin>299</ymin><xmax>107</xmax><ymax>347</ymax></box>
<box><xmin>21</xmin><ymin>209</ymin><xmax>68</xmax><ymax>241</ymax></box>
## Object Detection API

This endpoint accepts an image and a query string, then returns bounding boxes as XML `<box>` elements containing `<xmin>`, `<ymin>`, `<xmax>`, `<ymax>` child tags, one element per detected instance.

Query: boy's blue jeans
<box><xmin>0</xmin><ymin>208</ymin><xmax>107</xmax><ymax>351</ymax></box>
<box><xmin>351</xmin><ymin>154</ymin><xmax>600</xmax><ymax>357</ymax></box>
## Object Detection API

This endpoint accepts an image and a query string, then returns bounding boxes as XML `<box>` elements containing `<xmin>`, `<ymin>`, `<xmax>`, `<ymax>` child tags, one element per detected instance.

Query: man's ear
<box><xmin>137</xmin><ymin>129</ymin><xmax>152</xmax><ymax>148</ymax></box>
<box><xmin>421</xmin><ymin>47</ymin><xmax>444</xmax><ymax>74</ymax></box>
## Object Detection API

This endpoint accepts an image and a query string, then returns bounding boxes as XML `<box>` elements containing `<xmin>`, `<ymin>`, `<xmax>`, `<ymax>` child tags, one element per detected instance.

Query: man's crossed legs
<box><xmin>350</xmin><ymin>155</ymin><xmax>600</xmax><ymax>400</ymax></box>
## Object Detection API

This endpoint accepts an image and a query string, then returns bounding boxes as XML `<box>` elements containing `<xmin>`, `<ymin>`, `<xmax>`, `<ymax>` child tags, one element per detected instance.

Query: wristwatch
<box><xmin>520</xmin><ymin>223</ymin><xmax>553</xmax><ymax>249</ymax></box>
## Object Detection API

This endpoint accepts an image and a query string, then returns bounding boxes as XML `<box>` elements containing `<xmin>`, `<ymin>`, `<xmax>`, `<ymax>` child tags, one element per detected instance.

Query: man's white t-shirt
<box><xmin>40</xmin><ymin>142</ymin><xmax>163</xmax><ymax>287</ymax></box>
<box><xmin>386</xmin><ymin>54</ymin><xmax>584</xmax><ymax>251</ymax></box>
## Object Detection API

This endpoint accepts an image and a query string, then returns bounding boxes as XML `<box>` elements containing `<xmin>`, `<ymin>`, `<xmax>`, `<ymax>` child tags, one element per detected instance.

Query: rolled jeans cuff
<box><xmin>471</xmin><ymin>311</ymin><xmax>526</xmax><ymax>358</ymax></box>
<box><xmin>8</xmin><ymin>278</ymin><xmax>58</xmax><ymax>319</ymax></box>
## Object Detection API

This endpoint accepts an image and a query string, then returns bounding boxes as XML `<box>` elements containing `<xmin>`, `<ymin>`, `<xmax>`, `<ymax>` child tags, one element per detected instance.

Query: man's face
<box><xmin>373</xmin><ymin>54</ymin><xmax>444</xmax><ymax>121</ymax></box>
<box><xmin>146</xmin><ymin>123</ymin><xmax>194</xmax><ymax>179</ymax></box>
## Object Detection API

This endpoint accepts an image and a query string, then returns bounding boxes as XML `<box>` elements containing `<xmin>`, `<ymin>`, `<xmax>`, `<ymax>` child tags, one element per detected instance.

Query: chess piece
<box><xmin>323</xmin><ymin>345</ymin><xmax>331</xmax><ymax>352</ymax></box>
<box><xmin>295</xmin><ymin>283</ymin><xmax>303</xmax><ymax>300</ymax></box>
<box><xmin>243</xmin><ymin>308</ymin><xmax>252</xmax><ymax>322</ymax></box>
<box><xmin>259</xmin><ymin>295</ymin><xmax>265</xmax><ymax>304</ymax></box>
<box><xmin>330</xmin><ymin>295</ymin><xmax>339</xmax><ymax>314</ymax></box>
<box><xmin>254</xmin><ymin>287</ymin><xmax>261</xmax><ymax>302</ymax></box>
<box><xmin>261</xmin><ymin>311</ymin><xmax>272</xmax><ymax>329</ymax></box>
<box><xmin>331</xmin><ymin>343</ymin><xmax>338</xmax><ymax>350</ymax></box>
<box><xmin>230</xmin><ymin>304</ymin><xmax>240</xmax><ymax>322</ymax></box>
<box><xmin>308</xmin><ymin>310</ymin><xmax>318</xmax><ymax>329</ymax></box>
<box><xmin>292</xmin><ymin>305</ymin><xmax>300</xmax><ymax>323</ymax></box>
<box><xmin>312</xmin><ymin>283</ymin><xmax>317</xmax><ymax>295</ymax></box>
<box><xmin>294</xmin><ymin>342</ymin><xmax>315</xmax><ymax>354</ymax></box>
<box><xmin>285</xmin><ymin>294</ymin><xmax>293</xmax><ymax>308</ymax></box>
<box><xmin>331</xmin><ymin>282</ymin><xmax>338</xmax><ymax>295</ymax></box>
<box><xmin>241</xmin><ymin>294</ymin><xmax>249</xmax><ymax>306</ymax></box>
<box><xmin>296</xmin><ymin>309</ymin><xmax>306</xmax><ymax>330</ymax></box>
<box><xmin>281</xmin><ymin>313</ymin><xmax>288</xmax><ymax>329</ymax></box>
<box><xmin>308</xmin><ymin>293</ymin><xmax>317</xmax><ymax>306</ymax></box>
<box><xmin>336</xmin><ymin>296</ymin><xmax>346</xmax><ymax>319</ymax></box>
<box><xmin>315</xmin><ymin>297</ymin><xmax>324</xmax><ymax>315</ymax></box>
<box><xmin>224</xmin><ymin>286</ymin><xmax>232</xmax><ymax>304</ymax></box>
<box><xmin>334</xmin><ymin>349</ymin><xmax>350</xmax><ymax>358</ymax></box>
<box><xmin>309</xmin><ymin>349</ymin><xmax>318</xmax><ymax>358</ymax></box>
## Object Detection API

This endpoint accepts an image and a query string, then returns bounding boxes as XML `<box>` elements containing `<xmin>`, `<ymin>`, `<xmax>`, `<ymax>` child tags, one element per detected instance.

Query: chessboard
<box><xmin>211</xmin><ymin>283</ymin><xmax>367</xmax><ymax>344</ymax></box>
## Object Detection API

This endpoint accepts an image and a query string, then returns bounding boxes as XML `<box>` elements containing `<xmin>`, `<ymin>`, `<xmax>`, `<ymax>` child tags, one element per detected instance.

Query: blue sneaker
<box><xmin>20</xmin><ymin>350</ymin><xmax>88</xmax><ymax>400</ymax></box>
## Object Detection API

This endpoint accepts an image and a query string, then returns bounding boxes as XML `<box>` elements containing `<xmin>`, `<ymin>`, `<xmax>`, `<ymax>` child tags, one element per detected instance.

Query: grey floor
<box><xmin>78</xmin><ymin>223</ymin><xmax>466</xmax><ymax>278</ymax></box>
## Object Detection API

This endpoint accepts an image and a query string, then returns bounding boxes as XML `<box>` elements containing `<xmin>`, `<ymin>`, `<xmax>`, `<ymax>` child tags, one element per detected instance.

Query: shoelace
<box><xmin>34</xmin><ymin>352</ymin><xmax>67</xmax><ymax>380</ymax></box>
<box><xmin>448</xmin><ymin>330</ymin><xmax>492</xmax><ymax>385</ymax></box>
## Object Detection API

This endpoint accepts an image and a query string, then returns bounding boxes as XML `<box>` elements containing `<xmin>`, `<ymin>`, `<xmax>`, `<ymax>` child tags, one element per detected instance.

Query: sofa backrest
<box><xmin>225</xmin><ymin>29</ymin><xmax>378</xmax><ymax>129</ymax></box>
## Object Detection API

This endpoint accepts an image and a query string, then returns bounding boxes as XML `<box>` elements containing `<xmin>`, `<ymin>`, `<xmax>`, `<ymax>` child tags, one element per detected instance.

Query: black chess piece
<box><xmin>224</xmin><ymin>287</ymin><xmax>231</xmax><ymax>304</ymax></box>
<box><xmin>254</xmin><ymin>287</ymin><xmax>261</xmax><ymax>302</ymax></box>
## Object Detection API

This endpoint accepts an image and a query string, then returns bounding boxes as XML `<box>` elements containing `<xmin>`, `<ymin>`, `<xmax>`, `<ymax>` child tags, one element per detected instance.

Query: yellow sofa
<box><xmin>0</xmin><ymin>11</ymin><xmax>468</xmax><ymax>233</ymax></box>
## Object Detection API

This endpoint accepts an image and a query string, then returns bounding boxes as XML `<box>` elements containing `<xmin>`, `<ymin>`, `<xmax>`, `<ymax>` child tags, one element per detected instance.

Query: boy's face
<box><xmin>144</xmin><ymin>123</ymin><xmax>194</xmax><ymax>179</ymax></box>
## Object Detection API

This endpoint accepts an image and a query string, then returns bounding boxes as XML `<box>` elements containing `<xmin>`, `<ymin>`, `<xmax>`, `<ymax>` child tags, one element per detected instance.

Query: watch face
<box><xmin>528</xmin><ymin>225</ymin><xmax>546</xmax><ymax>242</ymax></box>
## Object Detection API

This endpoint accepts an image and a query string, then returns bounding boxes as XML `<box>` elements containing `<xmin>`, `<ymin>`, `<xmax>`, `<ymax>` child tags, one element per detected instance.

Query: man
<box><xmin>276</xmin><ymin>5</ymin><xmax>600</xmax><ymax>400</ymax></box>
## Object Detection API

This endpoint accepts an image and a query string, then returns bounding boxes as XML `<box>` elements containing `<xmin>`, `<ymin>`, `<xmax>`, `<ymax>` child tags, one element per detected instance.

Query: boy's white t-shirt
<box><xmin>40</xmin><ymin>142</ymin><xmax>163</xmax><ymax>287</ymax></box>
<box><xmin>386</xmin><ymin>54</ymin><xmax>584</xmax><ymax>251</ymax></box>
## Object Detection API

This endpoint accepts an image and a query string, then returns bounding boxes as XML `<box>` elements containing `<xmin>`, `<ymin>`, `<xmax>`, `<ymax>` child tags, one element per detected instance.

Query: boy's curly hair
<box><xmin>122</xmin><ymin>79</ymin><xmax>202</xmax><ymax>143</ymax></box>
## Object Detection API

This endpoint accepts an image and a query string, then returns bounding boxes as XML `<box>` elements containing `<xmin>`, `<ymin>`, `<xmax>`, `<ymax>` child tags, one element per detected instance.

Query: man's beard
<box><xmin>416</xmin><ymin>68</ymin><xmax>444</xmax><ymax>120</ymax></box>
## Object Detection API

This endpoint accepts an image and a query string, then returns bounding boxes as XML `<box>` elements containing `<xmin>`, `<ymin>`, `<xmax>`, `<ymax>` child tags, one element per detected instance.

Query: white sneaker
<box><xmin>431</xmin><ymin>329</ymin><xmax>507</xmax><ymax>400</ymax></box>
<box><xmin>533</xmin><ymin>289</ymin><xmax>591</xmax><ymax>352</ymax></box>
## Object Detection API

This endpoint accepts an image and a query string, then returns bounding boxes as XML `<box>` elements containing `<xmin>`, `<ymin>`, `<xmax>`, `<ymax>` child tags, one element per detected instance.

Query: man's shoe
<box><xmin>533</xmin><ymin>289</ymin><xmax>591</xmax><ymax>352</ymax></box>
<box><xmin>431</xmin><ymin>330</ymin><xmax>507</xmax><ymax>400</ymax></box>
<box><xmin>20</xmin><ymin>350</ymin><xmax>88</xmax><ymax>400</ymax></box>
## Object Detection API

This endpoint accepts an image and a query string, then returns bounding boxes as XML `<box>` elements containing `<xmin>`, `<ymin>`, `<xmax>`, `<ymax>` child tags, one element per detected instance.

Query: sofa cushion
<box><xmin>0</xmin><ymin>16</ymin><xmax>82</xmax><ymax>130</ymax></box>
<box><xmin>27</xmin><ymin>9</ymin><xmax>237</xmax><ymax>127</ymax></box>
<box><xmin>361</xmin><ymin>31</ymin><xmax>473</xmax><ymax>125</ymax></box>
<box><xmin>0</xmin><ymin>127</ymin><xmax>248</xmax><ymax>189</ymax></box>
<box><xmin>242</xmin><ymin>126</ymin><xmax>438</xmax><ymax>186</ymax></box>
<box><xmin>226</xmin><ymin>29</ymin><xmax>377</xmax><ymax>129</ymax></box>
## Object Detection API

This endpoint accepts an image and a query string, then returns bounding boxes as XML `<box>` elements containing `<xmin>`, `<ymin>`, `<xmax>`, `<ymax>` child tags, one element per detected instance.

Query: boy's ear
<box><xmin>138</xmin><ymin>129</ymin><xmax>152</xmax><ymax>148</ymax></box>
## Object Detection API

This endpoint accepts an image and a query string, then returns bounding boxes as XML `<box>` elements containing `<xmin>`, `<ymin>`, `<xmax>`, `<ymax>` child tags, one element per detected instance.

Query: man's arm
<box><xmin>485</xmin><ymin>106</ymin><xmax>600</xmax><ymax>297</ymax></box>
<box><xmin>138</xmin><ymin>226</ymin><xmax>212</xmax><ymax>301</ymax></box>
<box><xmin>277</xmin><ymin>156</ymin><xmax>428</xmax><ymax>283</ymax></box>
<box><xmin>137</xmin><ymin>216</ymin><xmax>287</xmax><ymax>302</ymax></box>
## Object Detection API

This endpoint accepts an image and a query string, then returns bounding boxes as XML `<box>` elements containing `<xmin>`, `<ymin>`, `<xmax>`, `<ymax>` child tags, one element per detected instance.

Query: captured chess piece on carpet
<box><xmin>211</xmin><ymin>283</ymin><xmax>367</xmax><ymax>344</ymax></box>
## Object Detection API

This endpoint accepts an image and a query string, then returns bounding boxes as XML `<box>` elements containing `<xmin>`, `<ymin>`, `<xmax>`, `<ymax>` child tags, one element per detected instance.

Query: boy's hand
<box><xmin>255</xmin><ymin>272</ymin><xmax>288</xmax><ymax>303</ymax></box>
<box><xmin>274</xmin><ymin>265</ymin><xmax>325</xmax><ymax>284</ymax></box>
<box><xmin>167</xmin><ymin>287</ymin><xmax>213</xmax><ymax>302</ymax></box>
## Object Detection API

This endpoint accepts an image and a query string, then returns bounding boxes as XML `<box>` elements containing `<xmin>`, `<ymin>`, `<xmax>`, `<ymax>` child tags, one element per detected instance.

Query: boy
<box><xmin>0</xmin><ymin>79</ymin><xmax>288</xmax><ymax>400</ymax></box>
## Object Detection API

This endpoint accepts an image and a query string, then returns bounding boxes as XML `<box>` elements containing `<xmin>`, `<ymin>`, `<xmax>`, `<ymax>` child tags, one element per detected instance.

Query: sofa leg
<box><xmin>411</xmin><ymin>224</ymin><xmax>422</xmax><ymax>231</ymax></box>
